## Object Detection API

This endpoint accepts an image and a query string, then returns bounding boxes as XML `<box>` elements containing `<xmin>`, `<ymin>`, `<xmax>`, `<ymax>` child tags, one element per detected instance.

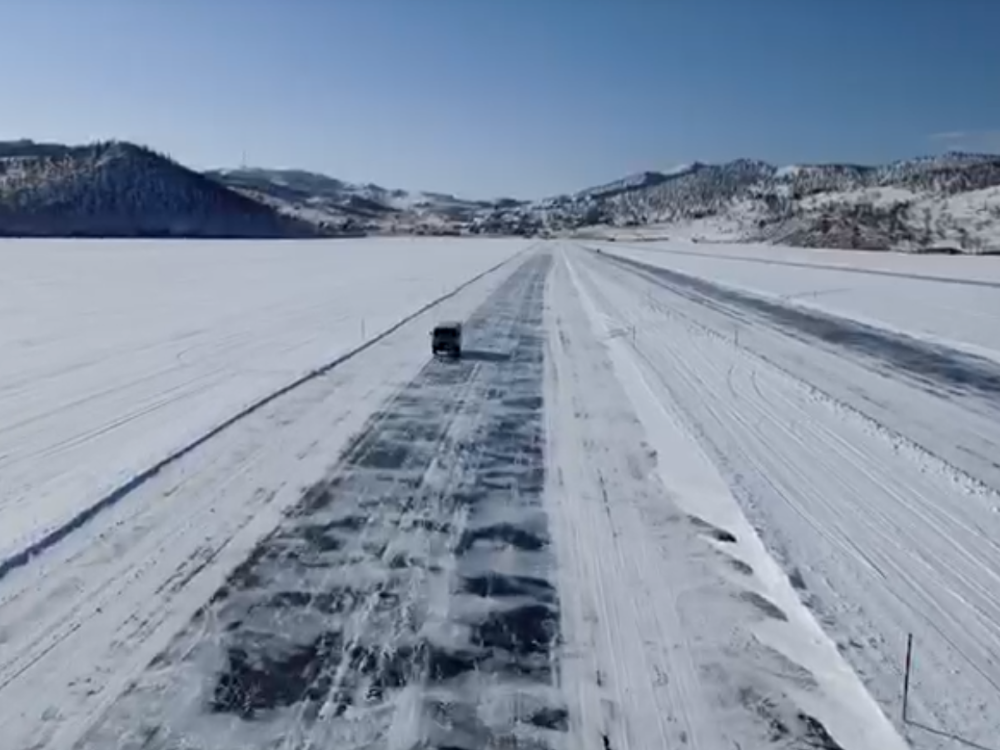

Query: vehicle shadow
<box><xmin>461</xmin><ymin>350</ymin><xmax>512</xmax><ymax>363</ymax></box>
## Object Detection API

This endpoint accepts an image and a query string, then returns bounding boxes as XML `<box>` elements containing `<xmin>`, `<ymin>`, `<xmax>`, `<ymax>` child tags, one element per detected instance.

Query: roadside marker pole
<box><xmin>899</xmin><ymin>632</ymin><xmax>1000</xmax><ymax>750</ymax></box>
<box><xmin>903</xmin><ymin>632</ymin><xmax>914</xmax><ymax>723</ymax></box>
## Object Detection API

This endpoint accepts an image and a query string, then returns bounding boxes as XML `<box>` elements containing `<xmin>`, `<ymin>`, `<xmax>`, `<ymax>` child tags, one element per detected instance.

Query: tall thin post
<box><xmin>902</xmin><ymin>633</ymin><xmax>914</xmax><ymax>723</ymax></box>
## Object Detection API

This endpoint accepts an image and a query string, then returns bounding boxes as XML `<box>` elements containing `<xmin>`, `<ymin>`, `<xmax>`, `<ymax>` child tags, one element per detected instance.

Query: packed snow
<box><xmin>0</xmin><ymin>238</ymin><xmax>528</xmax><ymax>568</ymax></box>
<box><xmin>774</xmin><ymin>165</ymin><xmax>804</xmax><ymax>178</ymax></box>
<box><xmin>547</xmin><ymin>252</ymin><xmax>905</xmax><ymax>749</ymax></box>
<box><xmin>72</xmin><ymin>256</ymin><xmax>557</xmax><ymax>750</ymax></box>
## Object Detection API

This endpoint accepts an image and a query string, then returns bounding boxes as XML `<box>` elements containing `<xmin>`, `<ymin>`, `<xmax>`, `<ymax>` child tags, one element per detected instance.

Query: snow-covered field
<box><xmin>2</xmin><ymin>238</ymin><xmax>998</xmax><ymax>749</ymax></box>
<box><xmin>0</xmin><ymin>238</ymin><xmax>528</xmax><ymax>567</ymax></box>
<box><xmin>572</xmin><ymin>244</ymin><xmax>1000</xmax><ymax>749</ymax></box>
<box><xmin>546</xmin><ymin>254</ymin><xmax>905</xmax><ymax>750</ymax></box>
<box><xmin>594</xmin><ymin>239</ymin><xmax>1000</xmax><ymax>361</ymax></box>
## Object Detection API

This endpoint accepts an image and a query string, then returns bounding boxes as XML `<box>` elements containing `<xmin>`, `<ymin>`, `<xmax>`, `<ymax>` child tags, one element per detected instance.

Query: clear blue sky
<box><xmin>2</xmin><ymin>0</ymin><xmax>998</xmax><ymax>199</ymax></box>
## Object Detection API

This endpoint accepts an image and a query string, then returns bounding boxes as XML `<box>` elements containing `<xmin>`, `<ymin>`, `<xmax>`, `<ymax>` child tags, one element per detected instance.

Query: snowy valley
<box><xmin>4</xmin><ymin>0</ymin><xmax>998</xmax><ymax>747</ymax></box>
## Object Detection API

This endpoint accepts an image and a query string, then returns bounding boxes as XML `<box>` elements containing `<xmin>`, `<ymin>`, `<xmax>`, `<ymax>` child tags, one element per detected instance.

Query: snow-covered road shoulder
<box><xmin>548</xmin><ymin>245</ymin><xmax>907</xmax><ymax>750</ymax></box>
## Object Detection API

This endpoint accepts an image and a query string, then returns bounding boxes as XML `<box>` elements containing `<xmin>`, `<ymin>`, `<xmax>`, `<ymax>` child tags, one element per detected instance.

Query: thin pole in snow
<box><xmin>902</xmin><ymin>632</ymin><xmax>914</xmax><ymax>723</ymax></box>
<box><xmin>900</xmin><ymin>632</ymin><xmax>1000</xmax><ymax>750</ymax></box>
<box><xmin>361</xmin><ymin>318</ymin><xmax>366</xmax><ymax>340</ymax></box>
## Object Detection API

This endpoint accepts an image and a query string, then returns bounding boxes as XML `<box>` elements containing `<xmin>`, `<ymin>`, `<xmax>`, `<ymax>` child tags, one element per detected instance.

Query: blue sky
<box><xmin>1</xmin><ymin>0</ymin><xmax>998</xmax><ymax>198</ymax></box>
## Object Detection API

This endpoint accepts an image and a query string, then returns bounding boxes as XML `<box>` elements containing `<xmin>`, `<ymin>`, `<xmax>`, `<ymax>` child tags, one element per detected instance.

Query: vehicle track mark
<box><xmin>77</xmin><ymin>253</ymin><xmax>563</xmax><ymax>750</ymax></box>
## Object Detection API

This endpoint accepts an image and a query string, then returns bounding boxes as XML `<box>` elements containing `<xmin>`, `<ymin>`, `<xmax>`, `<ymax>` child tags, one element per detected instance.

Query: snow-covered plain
<box><xmin>0</xmin><ymin>238</ymin><xmax>528</xmax><ymax>567</ymax></box>
<box><xmin>594</xmin><ymin>239</ymin><xmax>1000</xmax><ymax>361</ymax></box>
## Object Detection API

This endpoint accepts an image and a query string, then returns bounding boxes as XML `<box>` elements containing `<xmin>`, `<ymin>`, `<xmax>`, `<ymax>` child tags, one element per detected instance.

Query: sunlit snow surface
<box><xmin>572</xmin><ymin>243</ymin><xmax>1000</xmax><ymax>749</ymax></box>
<box><xmin>2</xmin><ymin>238</ymin><xmax>997</xmax><ymax>749</ymax></box>
<box><xmin>0</xmin><ymin>237</ymin><xmax>528</xmax><ymax>564</ymax></box>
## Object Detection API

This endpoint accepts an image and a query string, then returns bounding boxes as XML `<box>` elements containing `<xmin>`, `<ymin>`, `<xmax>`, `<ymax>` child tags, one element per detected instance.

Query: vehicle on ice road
<box><xmin>432</xmin><ymin>321</ymin><xmax>463</xmax><ymax>358</ymax></box>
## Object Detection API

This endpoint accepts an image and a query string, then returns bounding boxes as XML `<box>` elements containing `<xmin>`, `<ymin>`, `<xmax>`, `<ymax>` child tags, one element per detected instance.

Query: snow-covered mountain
<box><xmin>544</xmin><ymin>152</ymin><xmax>1000</xmax><ymax>252</ymax></box>
<box><xmin>5</xmin><ymin>136</ymin><xmax>999</xmax><ymax>250</ymax></box>
<box><xmin>206</xmin><ymin>167</ymin><xmax>517</xmax><ymax>234</ymax></box>
<box><xmin>572</xmin><ymin>166</ymin><xmax>700</xmax><ymax>201</ymax></box>
<box><xmin>0</xmin><ymin>140</ymin><xmax>318</xmax><ymax>238</ymax></box>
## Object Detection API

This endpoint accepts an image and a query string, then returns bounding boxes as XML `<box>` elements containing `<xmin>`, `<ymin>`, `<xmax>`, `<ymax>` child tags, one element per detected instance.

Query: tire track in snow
<box><xmin>579</xmin><ymin>247</ymin><xmax>1000</xmax><ymax>747</ymax></box>
<box><xmin>77</xmin><ymin>254</ymin><xmax>564</xmax><ymax>750</ymax></box>
<box><xmin>609</xmin><ymin>240</ymin><xmax>1000</xmax><ymax>290</ymax></box>
<box><xmin>594</xmin><ymin>248</ymin><xmax>1000</xmax><ymax>495</ymax></box>
<box><xmin>599</xmin><ymin>250</ymin><xmax>1000</xmax><ymax>403</ymax></box>
<box><xmin>547</xmin><ymin>249</ymin><xmax>875</xmax><ymax>750</ymax></box>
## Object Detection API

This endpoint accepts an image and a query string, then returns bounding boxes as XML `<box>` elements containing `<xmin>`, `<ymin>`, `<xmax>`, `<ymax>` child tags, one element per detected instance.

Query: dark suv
<box><xmin>431</xmin><ymin>321</ymin><xmax>463</xmax><ymax>358</ymax></box>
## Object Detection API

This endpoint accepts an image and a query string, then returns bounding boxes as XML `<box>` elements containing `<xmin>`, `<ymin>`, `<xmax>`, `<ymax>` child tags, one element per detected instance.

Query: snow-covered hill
<box><xmin>206</xmin><ymin>167</ymin><xmax>519</xmax><ymax>235</ymax></box>
<box><xmin>6</xmin><ymin>136</ymin><xmax>998</xmax><ymax>249</ymax></box>
<box><xmin>0</xmin><ymin>141</ymin><xmax>318</xmax><ymax>238</ymax></box>
<box><xmin>546</xmin><ymin>153</ymin><xmax>1000</xmax><ymax>253</ymax></box>
<box><xmin>572</xmin><ymin>166</ymin><xmax>700</xmax><ymax>201</ymax></box>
